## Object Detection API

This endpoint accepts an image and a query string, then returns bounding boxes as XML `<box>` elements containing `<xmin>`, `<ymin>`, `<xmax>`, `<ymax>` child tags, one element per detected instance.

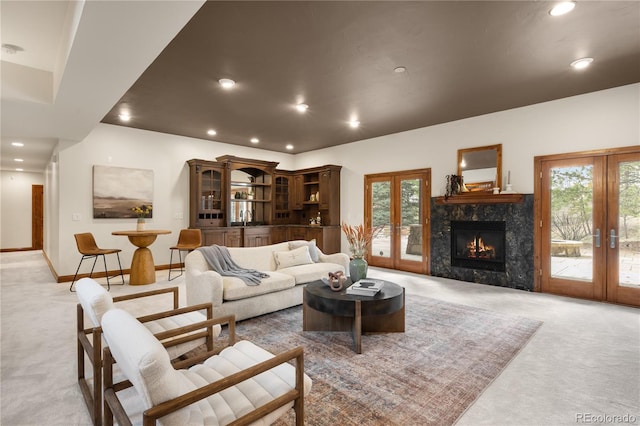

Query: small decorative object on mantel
<box><xmin>445</xmin><ymin>174</ymin><xmax>462</xmax><ymax>199</ymax></box>
<box><xmin>502</xmin><ymin>170</ymin><xmax>516</xmax><ymax>194</ymax></box>
<box><xmin>132</xmin><ymin>204</ymin><xmax>152</xmax><ymax>231</ymax></box>
<box><xmin>341</xmin><ymin>222</ymin><xmax>383</xmax><ymax>282</ymax></box>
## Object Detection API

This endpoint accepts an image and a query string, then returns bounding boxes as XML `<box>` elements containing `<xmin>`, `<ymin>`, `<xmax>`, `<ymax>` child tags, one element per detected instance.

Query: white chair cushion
<box><xmin>75</xmin><ymin>277</ymin><xmax>115</xmax><ymax>326</ymax></box>
<box><xmin>173</xmin><ymin>340</ymin><xmax>312</xmax><ymax>425</ymax></box>
<box><xmin>273</xmin><ymin>245</ymin><xmax>313</xmax><ymax>270</ymax></box>
<box><xmin>101</xmin><ymin>309</ymin><xmax>191</xmax><ymax>425</ymax></box>
<box><xmin>144</xmin><ymin>311</ymin><xmax>220</xmax><ymax>359</ymax></box>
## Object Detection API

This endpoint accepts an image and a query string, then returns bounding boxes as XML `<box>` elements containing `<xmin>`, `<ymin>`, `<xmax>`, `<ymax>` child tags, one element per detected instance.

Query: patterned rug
<box><xmin>234</xmin><ymin>294</ymin><xmax>542</xmax><ymax>426</ymax></box>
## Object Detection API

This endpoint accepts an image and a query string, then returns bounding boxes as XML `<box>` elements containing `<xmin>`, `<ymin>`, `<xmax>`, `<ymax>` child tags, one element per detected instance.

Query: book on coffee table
<box><xmin>346</xmin><ymin>279</ymin><xmax>385</xmax><ymax>296</ymax></box>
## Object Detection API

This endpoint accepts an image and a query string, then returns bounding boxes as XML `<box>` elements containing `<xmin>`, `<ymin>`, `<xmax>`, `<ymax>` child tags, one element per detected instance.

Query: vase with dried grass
<box><xmin>341</xmin><ymin>222</ymin><xmax>383</xmax><ymax>282</ymax></box>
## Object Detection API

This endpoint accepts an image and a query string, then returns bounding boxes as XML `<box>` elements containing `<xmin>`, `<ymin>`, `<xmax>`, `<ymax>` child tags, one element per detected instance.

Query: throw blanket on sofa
<box><xmin>196</xmin><ymin>245</ymin><xmax>269</xmax><ymax>286</ymax></box>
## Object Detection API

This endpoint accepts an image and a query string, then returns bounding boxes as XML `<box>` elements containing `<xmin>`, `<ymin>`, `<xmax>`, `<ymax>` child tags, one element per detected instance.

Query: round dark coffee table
<box><xmin>303</xmin><ymin>279</ymin><xmax>405</xmax><ymax>353</ymax></box>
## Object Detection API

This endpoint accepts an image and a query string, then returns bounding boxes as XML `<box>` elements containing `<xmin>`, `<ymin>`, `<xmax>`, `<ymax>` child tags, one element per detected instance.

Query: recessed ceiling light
<box><xmin>11</xmin><ymin>142</ymin><xmax>24</xmax><ymax>147</ymax></box>
<box><xmin>118</xmin><ymin>113</ymin><xmax>131</xmax><ymax>122</ymax></box>
<box><xmin>570</xmin><ymin>57</ymin><xmax>594</xmax><ymax>70</ymax></box>
<box><xmin>349</xmin><ymin>120</ymin><xmax>360</xmax><ymax>128</ymax></box>
<box><xmin>207</xmin><ymin>129</ymin><xmax>217</xmax><ymax>136</ymax></box>
<box><xmin>250</xmin><ymin>137</ymin><xmax>259</xmax><ymax>144</ymax></box>
<box><xmin>219</xmin><ymin>78</ymin><xmax>236</xmax><ymax>89</ymax></box>
<box><xmin>549</xmin><ymin>1</ymin><xmax>576</xmax><ymax>16</ymax></box>
<box><xmin>14</xmin><ymin>158</ymin><xmax>24</xmax><ymax>162</ymax></box>
<box><xmin>394</xmin><ymin>66</ymin><xmax>406</xmax><ymax>73</ymax></box>
<box><xmin>295</xmin><ymin>103</ymin><xmax>309</xmax><ymax>113</ymax></box>
<box><xmin>286</xmin><ymin>144</ymin><xmax>294</xmax><ymax>150</ymax></box>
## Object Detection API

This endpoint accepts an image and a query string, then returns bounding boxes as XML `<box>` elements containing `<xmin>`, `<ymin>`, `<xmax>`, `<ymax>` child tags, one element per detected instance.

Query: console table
<box><xmin>112</xmin><ymin>229</ymin><xmax>171</xmax><ymax>285</ymax></box>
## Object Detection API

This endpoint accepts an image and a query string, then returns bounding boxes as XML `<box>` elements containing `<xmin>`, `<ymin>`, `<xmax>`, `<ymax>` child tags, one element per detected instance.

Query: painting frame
<box><xmin>93</xmin><ymin>165</ymin><xmax>154</xmax><ymax>219</ymax></box>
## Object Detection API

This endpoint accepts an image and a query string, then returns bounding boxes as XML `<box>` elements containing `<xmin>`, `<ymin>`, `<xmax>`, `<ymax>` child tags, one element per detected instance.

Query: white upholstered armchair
<box><xmin>75</xmin><ymin>278</ymin><xmax>221</xmax><ymax>426</ymax></box>
<box><xmin>101</xmin><ymin>308</ymin><xmax>311</xmax><ymax>425</ymax></box>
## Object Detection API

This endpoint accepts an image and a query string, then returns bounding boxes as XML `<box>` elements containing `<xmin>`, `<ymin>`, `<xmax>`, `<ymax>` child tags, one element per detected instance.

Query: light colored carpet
<box><xmin>1</xmin><ymin>251</ymin><xmax>639</xmax><ymax>425</ymax></box>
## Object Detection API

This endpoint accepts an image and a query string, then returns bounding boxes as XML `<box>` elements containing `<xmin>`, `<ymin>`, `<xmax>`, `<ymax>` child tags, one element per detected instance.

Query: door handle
<box><xmin>594</xmin><ymin>229</ymin><xmax>600</xmax><ymax>248</ymax></box>
<box><xmin>610</xmin><ymin>229</ymin><xmax>617</xmax><ymax>249</ymax></box>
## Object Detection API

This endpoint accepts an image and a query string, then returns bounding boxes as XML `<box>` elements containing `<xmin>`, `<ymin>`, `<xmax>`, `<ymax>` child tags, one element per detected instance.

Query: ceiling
<box><xmin>2</xmin><ymin>1</ymin><xmax>640</xmax><ymax>172</ymax></box>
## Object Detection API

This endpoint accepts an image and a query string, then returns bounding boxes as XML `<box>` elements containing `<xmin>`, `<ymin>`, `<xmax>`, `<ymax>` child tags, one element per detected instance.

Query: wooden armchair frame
<box><xmin>102</xmin><ymin>315</ymin><xmax>305</xmax><ymax>426</ymax></box>
<box><xmin>77</xmin><ymin>286</ymin><xmax>220</xmax><ymax>426</ymax></box>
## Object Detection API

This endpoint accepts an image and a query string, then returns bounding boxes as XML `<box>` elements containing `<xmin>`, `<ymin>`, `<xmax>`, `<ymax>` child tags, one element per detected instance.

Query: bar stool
<box><xmin>70</xmin><ymin>233</ymin><xmax>124</xmax><ymax>292</ymax></box>
<box><xmin>168</xmin><ymin>228</ymin><xmax>202</xmax><ymax>281</ymax></box>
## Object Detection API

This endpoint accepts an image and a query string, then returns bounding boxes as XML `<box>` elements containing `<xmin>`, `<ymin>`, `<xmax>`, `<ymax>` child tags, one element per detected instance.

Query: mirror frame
<box><xmin>457</xmin><ymin>144</ymin><xmax>502</xmax><ymax>193</ymax></box>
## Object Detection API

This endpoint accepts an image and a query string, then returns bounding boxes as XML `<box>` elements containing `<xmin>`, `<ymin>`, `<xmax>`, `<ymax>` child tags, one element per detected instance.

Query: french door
<box><xmin>535</xmin><ymin>147</ymin><xmax>640</xmax><ymax>306</ymax></box>
<box><xmin>365</xmin><ymin>169</ymin><xmax>430</xmax><ymax>274</ymax></box>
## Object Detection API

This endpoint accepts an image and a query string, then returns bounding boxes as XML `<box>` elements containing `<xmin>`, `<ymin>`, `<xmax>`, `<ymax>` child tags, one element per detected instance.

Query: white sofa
<box><xmin>185</xmin><ymin>240</ymin><xmax>349</xmax><ymax>321</ymax></box>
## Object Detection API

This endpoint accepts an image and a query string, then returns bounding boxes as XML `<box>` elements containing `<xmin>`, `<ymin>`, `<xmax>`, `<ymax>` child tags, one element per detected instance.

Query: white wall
<box><xmin>18</xmin><ymin>82</ymin><xmax>639</xmax><ymax>277</ymax></box>
<box><xmin>53</xmin><ymin>125</ymin><xmax>296</xmax><ymax>277</ymax></box>
<box><xmin>295</xmin><ymin>83</ymin><xmax>640</xmax><ymax>233</ymax></box>
<box><xmin>0</xmin><ymin>170</ymin><xmax>44</xmax><ymax>248</ymax></box>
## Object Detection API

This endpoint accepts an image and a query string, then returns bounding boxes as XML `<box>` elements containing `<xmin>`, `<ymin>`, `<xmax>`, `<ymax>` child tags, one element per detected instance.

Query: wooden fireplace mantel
<box><xmin>435</xmin><ymin>193</ymin><xmax>524</xmax><ymax>205</ymax></box>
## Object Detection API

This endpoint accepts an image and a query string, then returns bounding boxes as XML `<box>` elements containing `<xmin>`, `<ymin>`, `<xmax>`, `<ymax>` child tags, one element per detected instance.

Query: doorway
<box><xmin>365</xmin><ymin>169</ymin><xmax>430</xmax><ymax>274</ymax></box>
<box><xmin>534</xmin><ymin>147</ymin><xmax>639</xmax><ymax>306</ymax></box>
<box><xmin>32</xmin><ymin>184</ymin><xmax>44</xmax><ymax>250</ymax></box>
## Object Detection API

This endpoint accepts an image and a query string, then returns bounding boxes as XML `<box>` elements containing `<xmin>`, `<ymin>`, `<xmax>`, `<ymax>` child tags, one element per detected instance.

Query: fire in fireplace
<box><xmin>451</xmin><ymin>221</ymin><xmax>506</xmax><ymax>272</ymax></box>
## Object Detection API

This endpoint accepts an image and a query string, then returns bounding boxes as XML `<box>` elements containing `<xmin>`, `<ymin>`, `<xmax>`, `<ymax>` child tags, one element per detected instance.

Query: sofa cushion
<box><xmin>288</xmin><ymin>239</ymin><xmax>319</xmax><ymax>262</ymax></box>
<box><xmin>273</xmin><ymin>245</ymin><xmax>314</xmax><ymax>270</ymax></box>
<box><xmin>228</xmin><ymin>242</ymin><xmax>290</xmax><ymax>272</ymax></box>
<box><xmin>277</xmin><ymin>262</ymin><xmax>346</xmax><ymax>285</ymax></box>
<box><xmin>223</xmin><ymin>272</ymin><xmax>295</xmax><ymax>301</ymax></box>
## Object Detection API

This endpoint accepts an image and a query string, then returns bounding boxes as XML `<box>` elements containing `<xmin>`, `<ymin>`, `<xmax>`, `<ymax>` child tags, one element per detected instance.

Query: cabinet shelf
<box><xmin>230</xmin><ymin>181</ymin><xmax>271</xmax><ymax>187</ymax></box>
<box><xmin>303</xmin><ymin>181</ymin><xmax>319</xmax><ymax>185</ymax></box>
<box><xmin>230</xmin><ymin>198</ymin><xmax>270</xmax><ymax>202</ymax></box>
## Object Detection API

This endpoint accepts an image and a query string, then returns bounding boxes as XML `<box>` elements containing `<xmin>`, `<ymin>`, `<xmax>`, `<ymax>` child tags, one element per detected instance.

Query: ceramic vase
<box><xmin>136</xmin><ymin>218</ymin><xmax>146</xmax><ymax>231</ymax></box>
<box><xmin>349</xmin><ymin>257</ymin><xmax>368</xmax><ymax>282</ymax></box>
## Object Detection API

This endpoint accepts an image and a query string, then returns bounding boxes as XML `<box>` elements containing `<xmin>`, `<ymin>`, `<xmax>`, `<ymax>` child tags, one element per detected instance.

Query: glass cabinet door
<box><xmin>197</xmin><ymin>167</ymin><xmax>224</xmax><ymax>226</ymax></box>
<box><xmin>201</xmin><ymin>169</ymin><xmax>222</xmax><ymax>211</ymax></box>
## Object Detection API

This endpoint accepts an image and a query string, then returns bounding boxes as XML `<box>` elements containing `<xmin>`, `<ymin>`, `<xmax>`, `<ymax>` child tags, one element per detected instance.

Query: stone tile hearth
<box><xmin>431</xmin><ymin>194</ymin><xmax>534</xmax><ymax>291</ymax></box>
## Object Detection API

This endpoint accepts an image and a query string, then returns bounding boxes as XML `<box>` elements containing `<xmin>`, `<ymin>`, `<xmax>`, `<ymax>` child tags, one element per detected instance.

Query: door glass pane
<box><xmin>371</xmin><ymin>181</ymin><xmax>391</xmax><ymax>258</ymax></box>
<box><xmin>550</xmin><ymin>166</ymin><xmax>594</xmax><ymax>281</ymax></box>
<box><xmin>618</xmin><ymin>160</ymin><xmax>640</xmax><ymax>287</ymax></box>
<box><xmin>400</xmin><ymin>178</ymin><xmax>422</xmax><ymax>261</ymax></box>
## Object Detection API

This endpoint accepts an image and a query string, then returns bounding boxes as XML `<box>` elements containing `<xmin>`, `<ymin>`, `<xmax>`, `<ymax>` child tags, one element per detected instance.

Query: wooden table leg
<box><xmin>352</xmin><ymin>300</ymin><xmax>362</xmax><ymax>354</ymax></box>
<box><xmin>129</xmin><ymin>247</ymin><xmax>156</xmax><ymax>285</ymax></box>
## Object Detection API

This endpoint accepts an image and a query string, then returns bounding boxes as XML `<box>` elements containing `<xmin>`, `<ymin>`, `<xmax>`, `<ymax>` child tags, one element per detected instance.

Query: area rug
<box><xmin>234</xmin><ymin>294</ymin><xmax>542</xmax><ymax>426</ymax></box>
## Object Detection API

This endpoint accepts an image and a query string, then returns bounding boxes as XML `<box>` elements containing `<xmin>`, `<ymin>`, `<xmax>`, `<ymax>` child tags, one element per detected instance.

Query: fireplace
<box><xmin>451</xmin><ymin>221</ymin><xmax>506</xmax><ymax>272</ymax></box>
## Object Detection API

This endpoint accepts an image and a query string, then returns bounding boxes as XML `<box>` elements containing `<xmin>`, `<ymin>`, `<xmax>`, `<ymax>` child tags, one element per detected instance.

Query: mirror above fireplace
<box><xmin>457</xmin><ymin>144</ymin><xmax>502</xmax><ymax>193</ymax></box>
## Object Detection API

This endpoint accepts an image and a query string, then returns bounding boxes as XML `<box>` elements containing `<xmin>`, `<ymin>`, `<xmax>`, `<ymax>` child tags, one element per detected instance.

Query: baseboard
<box><xmin>56</xmin><ymin>262</ymin><xmax>181</xmax><ymax>283</ymax></box>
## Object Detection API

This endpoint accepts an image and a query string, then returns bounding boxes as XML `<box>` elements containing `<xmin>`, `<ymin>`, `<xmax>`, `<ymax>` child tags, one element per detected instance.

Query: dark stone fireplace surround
<box><xmin>430</xmin><ymin>194</ymin><xmax>534</xmax><ymax>291</ymax></box>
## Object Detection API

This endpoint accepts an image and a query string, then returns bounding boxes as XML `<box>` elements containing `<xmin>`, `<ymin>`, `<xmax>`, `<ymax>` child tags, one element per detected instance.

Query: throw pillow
<box><xmin>274</xmin><ymin>245</ymin><xmax>314</xmax><ymax>269</ymax></box>
<box><xmin>288</xmin><ymin>239</ymin><xmax>319</xmax><ymax>262</ymax></box>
